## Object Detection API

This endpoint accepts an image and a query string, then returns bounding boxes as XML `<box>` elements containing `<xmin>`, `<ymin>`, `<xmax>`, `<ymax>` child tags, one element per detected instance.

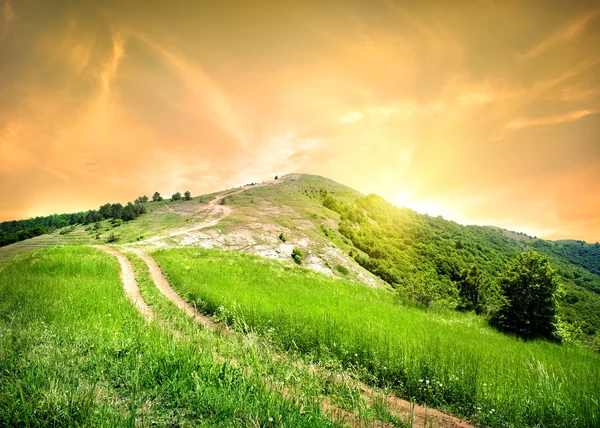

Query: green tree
<box><xmin>458</xmin><ymin>265</ymin><xmax>485</xmax><ymax>313</ymax></box>
<box><xmin>492</xmin><ymin>251</ymin><xmax>560</xmax><ymax>340</ymax></box>
<box><xmin>183</xmin><ymin>191</ymin><xmax>192</xmax><ymax>201</ymax></box>
<box><xmin>152</xmin><ymin>192</ymin><xmax>163</xmax><ymax>202</ymax></box>
<box><xmin>135</xmin><ymin>195</ymin><xmax>149</xmax><ymax>203</ymax></box>
<box><xmin>404</xmin><ymin>271</ymin><xmax>441</xmax><ymax>307</ymax></box>
<box><xmin>172</xmin><ymin>192</ymin><xmax>182</xmax><ymax>201</ymax></box>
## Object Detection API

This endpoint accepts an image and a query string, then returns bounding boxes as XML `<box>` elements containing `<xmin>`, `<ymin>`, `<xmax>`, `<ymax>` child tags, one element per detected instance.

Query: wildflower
<box><xmin>426</xmin><ymin>379</ymin><xmax>430</xmax><ymax>385</ymax></box>
<box><xmin>268</xmin><ymin>417</ymin><xmax>273</xmax><ymax>422</ymax></box>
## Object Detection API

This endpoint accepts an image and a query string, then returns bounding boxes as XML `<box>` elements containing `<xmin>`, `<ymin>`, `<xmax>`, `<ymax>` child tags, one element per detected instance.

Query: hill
<box><xmin>2</xmin><ymin>173</ymin><xmax>600</xmax><ymax>426</ymax></box>
<box><xmin>2</xmin><ymin>173</ymin><xmax>598</xmax><ymax>341</ymax></box>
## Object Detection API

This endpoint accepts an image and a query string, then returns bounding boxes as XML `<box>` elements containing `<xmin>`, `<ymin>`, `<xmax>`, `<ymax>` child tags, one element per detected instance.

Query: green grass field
<box><xmin>0</xmin><ymin>247</ymin><xmax>339</xmax><ymax>426</ymax></box>
<box><xmin>154</xmin><ymin>247</ymin><xmax>600</xmax><ymax>427</ymax></box>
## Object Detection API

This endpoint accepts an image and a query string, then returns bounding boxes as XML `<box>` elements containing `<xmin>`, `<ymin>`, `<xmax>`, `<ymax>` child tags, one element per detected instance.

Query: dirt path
<box><xmin>94</xmin><ymin>245</ymin><xmax>153</xmax><ymax>322</ymax></box>
<box><xmin>132</xmin><ymin>248</ymin><xmax>226</xmax><ymax>333</ymax></box>
<box><xmin>154</xmin><ymin>174</ymin><xmax>301</xmax><ymax>242</ymax></box>
<box><xmin>131</xmin><ymin>248</ymin><xmax>474</xmax><ymax>428</ymax></box>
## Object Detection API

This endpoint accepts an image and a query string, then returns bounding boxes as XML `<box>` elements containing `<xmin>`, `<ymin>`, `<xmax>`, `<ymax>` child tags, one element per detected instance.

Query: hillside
<box><xmin>2</xmin><ymin>173</ymin><xmax>600</xmax><ymax>426</ymax></box>
<box><xmin>1</xmin><ymin>173</ymin><xmax>599</xmax><ymax>340</ymax></box>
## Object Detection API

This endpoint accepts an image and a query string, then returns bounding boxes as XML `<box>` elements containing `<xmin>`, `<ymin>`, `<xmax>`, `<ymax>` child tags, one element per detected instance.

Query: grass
<box><xmin>125</xmin><ymin>251</ymin><xmax>410</xmax><ymax>426</ymax></box>
<box><xmin>0</xmin><ymin>247</ymin><xmax>341</xmax><ymax>426</ymax></box>
<box><xmin>153</xmin><ymin>247</ymin><xmax>600</xmax><ymax>427</ymax></box>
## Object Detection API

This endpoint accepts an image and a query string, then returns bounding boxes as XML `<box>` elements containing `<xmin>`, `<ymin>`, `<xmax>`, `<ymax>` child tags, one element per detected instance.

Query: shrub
<box><xmin>291</xmin><ymin>248</ymin><xmax>304</xmax><ymax>265</ymax></box>
<box><xmin>336</xmin><ymin>265</ymin><xmax>350</xmax><ymax>275</ymax></box>
<box><xmin>279</xmin><ymin>233</ymin><xmax>287</xmax><ymax>243</ymax></box>
<box><xmin>105</xmin><ymin>232</ymin><xmax>120</xmax><ymax>243</ymax></box>
<box><xmin>172</xmin><ymin>192</ymin><xmax>182</xmax><ymax>201</ymax></box>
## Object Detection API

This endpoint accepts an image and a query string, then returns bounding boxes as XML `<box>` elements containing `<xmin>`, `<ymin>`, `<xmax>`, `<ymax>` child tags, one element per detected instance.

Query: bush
<box><xmin>105</xmin><ymin>232</ymin><xmax>120</xmax><ymax>243</ymax></box>
<box><xmin>336</xmin><ymin>264</ymin><xmax>350</xmax><ymax>275</ymax></box>
<box><xmin>291</xmin><ymin>248</ymin><xmax>304</xmax><ymax>265</ymax></box>
<box><xmin>279</xmin><ymin>233</ymin><xmax>287</xmax><ymax>243</ymax></box>
<box><xmin>172</xmin><ymin>192</ymin><xmax>182</xmax><ymax>201</ymax></box>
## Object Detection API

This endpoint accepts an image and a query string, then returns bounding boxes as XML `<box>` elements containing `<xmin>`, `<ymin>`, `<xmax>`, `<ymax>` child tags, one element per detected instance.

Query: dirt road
<box><xmin>108</xmin><ymin>245</ymin><xmax>473</xmax><ymax>428</ymax></box>
<box><xmin>141</xmin><ymin>174</ymin><xmax>300</xmax><ymax>245</ymax></box>
<box><xmin>132</xmin><ymin>248</ymin><xmax>226</xmax><ymax>333</ymax></box>
<box><xmin>94</xmin><ymin>245</ymin><xmax>153</xmax><ymax>321</ymax></box>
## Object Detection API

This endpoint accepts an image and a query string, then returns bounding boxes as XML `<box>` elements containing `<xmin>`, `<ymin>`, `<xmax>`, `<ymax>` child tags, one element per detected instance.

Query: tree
<box><xmin>135</xmin><ymin>195</ymin><xmax>149</xmax><ymax>203</ymax></box>
<box><xmin>404</xmin><ymin>271</ymin><xmax>441</xmax><ymax>307</ymax></box>
<box><xmin>492</xmin><ymin>251</ymin><xmax>560</xmax><ymax>340</ymax></box>
<box><xmin>275</xmin><ymin>175</ymin><xmax>278</xmax><ymax>180</ymax></box>
<box><xmin>458</xmin><ymin>265</ymin><xmax>485</xmax><ymax>313</ymax></box>
<box><xmin>172</xmin><ymin>192</ymin><xmax>182</xmax><ymax>201</ymax></box>
<box><xmin>152</xmin><ymin>192</ymin><xmax>163</xmax><ymax>202</ymax></box>
<box><xmin>183</xmin><ymin>191</ymin><xmax>192</xmax><ymax>201</ymax></box>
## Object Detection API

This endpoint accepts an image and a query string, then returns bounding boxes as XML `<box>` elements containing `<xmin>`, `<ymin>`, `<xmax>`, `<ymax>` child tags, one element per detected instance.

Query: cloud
<box><xmin>506</xmin><ymin>110</ymin><xmax>597</xmax><ymax>129</ymax></box>
<box><xmin>523</xmin><ymin>10</ymin><xmax>600</xmax><ymax>59</ymax></box>
<box><xmin>0</xmin><ymin>0</ymin><xmax>599</xmax><ymax>241</ymax></box>
<box><xmin>339</xmin><ymin>111</ymin><xmax>363</xmax><ymax>123</ymax></box>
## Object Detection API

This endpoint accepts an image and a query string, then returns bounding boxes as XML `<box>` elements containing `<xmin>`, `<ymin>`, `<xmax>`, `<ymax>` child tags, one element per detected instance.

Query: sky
<box><xmin>0</xmin><ymin>0</ymin><xmax>599</xmax><ymax>242</ymax></box>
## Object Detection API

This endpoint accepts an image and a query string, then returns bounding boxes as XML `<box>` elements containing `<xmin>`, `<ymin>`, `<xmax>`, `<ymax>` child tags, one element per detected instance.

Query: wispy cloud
<box><xmin>523</xmin><ymin>10</ymin><xmax>600</xmax><ymax>59</ymax></box>
<box><xmin>506</xmin><ymin>110</ymin><xmax>596</xmax><ymax>129</ymax></box>
<box><xmin>133</xmin><ymin>32</ymin><xmax>250</xmax><ymax>147</ymax></box>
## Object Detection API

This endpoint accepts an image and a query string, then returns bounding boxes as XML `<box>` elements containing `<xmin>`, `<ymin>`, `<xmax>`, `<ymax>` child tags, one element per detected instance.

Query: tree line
<box><xmin>1</xmin><ymin>189</ymin><xmax>197</xmax><ymax>248</ymax></box>
<box><xmin>0</xmin><ymin>197</ymin><xmax>145</xmax><ymax>247</ymax></box>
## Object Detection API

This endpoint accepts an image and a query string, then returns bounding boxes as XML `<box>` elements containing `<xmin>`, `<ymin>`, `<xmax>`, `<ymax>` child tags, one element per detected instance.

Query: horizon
<box><xmin>1</xmin><ymin>1</ymin><xmax>599</xmax><ymax>242</ymax></box>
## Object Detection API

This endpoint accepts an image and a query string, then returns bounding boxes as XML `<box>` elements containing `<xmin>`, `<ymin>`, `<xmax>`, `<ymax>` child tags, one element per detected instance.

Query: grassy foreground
<box><xmin>154</xmin><ymin>247</ymin><xmax>600</xmax><ymax>427</ymax></box>
<box><xmin>0</xmin><ymin>247</ymin><xmax>337</xmax><ymax>426</ymax></box>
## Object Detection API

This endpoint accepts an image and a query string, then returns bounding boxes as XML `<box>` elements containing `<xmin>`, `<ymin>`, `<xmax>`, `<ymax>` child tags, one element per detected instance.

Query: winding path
<box><xmin>94</xmin><ymin>245</ymin><xmax>153</xmax><ymax>321</ymax></box>
<box><xmin>138</xmin><ymin>174</ymin><xmax>300</xmax><ymax>246</ymax></box>
<box><xmin>131</xmin><ymin>248</ymin><xmax>226</xmax><ymax>333</ymax></box>
<box><xmin>97</xmin><ymin>242</ymin><xmax>473</xmax><ymax>428</ymax></box>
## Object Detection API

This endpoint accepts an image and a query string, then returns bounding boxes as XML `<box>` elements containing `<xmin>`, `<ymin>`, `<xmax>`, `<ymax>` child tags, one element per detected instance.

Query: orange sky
<box><xmin>1</xmin><ymin>0</ymin><xmax>599</xmax><ymax>241</ymax></box>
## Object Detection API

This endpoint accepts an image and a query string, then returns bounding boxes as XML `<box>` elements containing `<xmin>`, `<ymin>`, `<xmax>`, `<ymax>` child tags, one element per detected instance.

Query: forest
<box><xmin>322</xmin><ymin>193</ymin><xmax>600</xmax><ymax>342</ymax></box>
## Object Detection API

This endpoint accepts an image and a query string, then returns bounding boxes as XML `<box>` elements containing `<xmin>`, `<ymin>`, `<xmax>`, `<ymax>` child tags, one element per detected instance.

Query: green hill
<box><xmin>1</xmin><ymin>173</ymin><xmax>599</xmax><ymax>340</ymax></box>
<box><xmin>1</xmin><ymin>173</ymin><xmax>600</xmax><ymax>426</ymax></box>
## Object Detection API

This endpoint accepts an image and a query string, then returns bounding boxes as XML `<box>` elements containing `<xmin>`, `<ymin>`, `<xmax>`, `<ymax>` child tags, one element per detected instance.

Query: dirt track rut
<box><xmin>94</xmin><ymin>245</ymin><xmax>153</xmax><ymax>321</ymax></box>
<box><xmin>95</xmin><ymin>241</ymin><xmax>473</xmax><ymax>428</ymax></box>
<box><xmin>132</xmin><ymin>248</ymin><xmax>226</xmax><ymax>333</ymax></box>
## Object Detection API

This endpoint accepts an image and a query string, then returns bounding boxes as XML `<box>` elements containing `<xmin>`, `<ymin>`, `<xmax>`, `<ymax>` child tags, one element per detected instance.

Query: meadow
<box><xmin>0</xmin><ymin>247</ymin><xmax>338</xmax><ymax>426</ymax></box>
<box><xmin>154</xmin><ymin>247</ymin><xmax>600</xmax><ymax>427</ymax></box>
